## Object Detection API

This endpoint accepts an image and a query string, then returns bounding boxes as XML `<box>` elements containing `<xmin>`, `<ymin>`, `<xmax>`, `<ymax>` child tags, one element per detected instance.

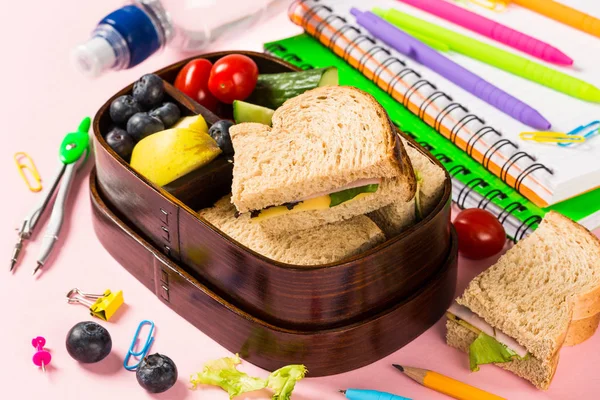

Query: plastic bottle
<box><xmin>74</xmin><ymin>0</ymin><xmax>287</xmax><ymax>77</ymax></box>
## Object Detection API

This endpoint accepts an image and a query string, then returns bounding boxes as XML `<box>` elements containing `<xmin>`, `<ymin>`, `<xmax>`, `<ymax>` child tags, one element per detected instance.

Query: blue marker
<box><xmin>340</xmin><ymin>389</ymin><xmax>412</xmax><ymax>400</ymax></box>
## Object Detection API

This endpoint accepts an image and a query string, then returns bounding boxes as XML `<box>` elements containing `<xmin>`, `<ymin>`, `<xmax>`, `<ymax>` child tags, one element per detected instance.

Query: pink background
<box><xmin>2</xmin><ymin>1</ymin><xmax>599</xmax><ymax>399</ymax></box>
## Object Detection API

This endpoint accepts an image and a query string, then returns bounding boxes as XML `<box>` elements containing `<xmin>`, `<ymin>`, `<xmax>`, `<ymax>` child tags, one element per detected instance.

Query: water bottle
<box><xmin>74</xmin><ymin>0</ymin><xmax>288</xmax><ymax>77</ymax></box>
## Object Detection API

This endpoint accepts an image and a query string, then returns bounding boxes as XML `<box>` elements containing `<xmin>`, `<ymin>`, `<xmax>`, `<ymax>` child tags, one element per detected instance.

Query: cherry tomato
<box><xmin>208</xmin><ymin>54</ymin><xmax>258</xmax><ymax>104</ymax></box>
<box><xmin>453</xmin><ymin>208</ymin><xmax>506</xmax><ymax>260</ymax></box>
<box><xmin>174</xmin><ymin>58</ymin><xmax>219</xmax><ymax>112</ymax></box>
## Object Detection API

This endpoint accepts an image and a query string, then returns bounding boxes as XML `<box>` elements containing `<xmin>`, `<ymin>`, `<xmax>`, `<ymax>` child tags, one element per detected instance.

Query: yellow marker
<box><xmin>393</xmin><ymin>364</ymin><xmax>506</xmax><ymax>400</ymax></box>
<box><xmin>67</xmin><ymin>288</ymin><xmax>124</xmax><ymax>321</ymax></box>
<box><xmin>14</xmin><ymin>152</ymin><xmax>42</xmax><ymax>192</ymax></box>
<box><xmin>519</xmin><ymin>131</ymin><xmax>585</xmax><ymax>143</ymax></box>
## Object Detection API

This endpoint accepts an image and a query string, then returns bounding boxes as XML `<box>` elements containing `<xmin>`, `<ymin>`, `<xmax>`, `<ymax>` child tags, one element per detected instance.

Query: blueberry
<box><xmin>105</xmin><ymin>127</ymin><xmax>136</xmax><ymax>161</ymax></box>
<box><xmin>208</xmin><ymin>120</ymin><xmax>235</xmax><ymax>155</ymax></box>
<box><xmin>149</xmin><ymin>102</ymin><xmax>181</xmax><ymax>128</ymax></box>
<box><xmin>110</xmin><ymin>95</ymin><xmax>142</xmax><ymax>125</ymax></box>
<box><xmin>136</xmin><ymin>354</ymin><xmax>178</xmax><ymax>393</ymax></box>
<box><xmin>133</xmin><ymin>74</ymin><xmax>164</xmax><ymax>109</ymax></box>
<box><xmin>127</xmin><ymin>112</ymin><xmax>165</xmax><ymax>141</ymax></box>
<box><xmin>66</xmin><ymin>321</ymin><xmax>112</xmax><ymax>363</ymax></box>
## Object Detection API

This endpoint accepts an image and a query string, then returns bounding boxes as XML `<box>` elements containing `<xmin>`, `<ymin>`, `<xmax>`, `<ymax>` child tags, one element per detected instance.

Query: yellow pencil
<box><xmin>392</xmin><ymin>364</ymin><xmax>506</xmax><ymax>400</ymax></box>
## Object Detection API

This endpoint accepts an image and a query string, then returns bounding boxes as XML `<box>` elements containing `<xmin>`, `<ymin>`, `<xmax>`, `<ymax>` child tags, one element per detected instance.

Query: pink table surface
<box><xmin>2</xmin><ymin>1</ymin><xmax>599</xmax><ymax>399</ymax></box>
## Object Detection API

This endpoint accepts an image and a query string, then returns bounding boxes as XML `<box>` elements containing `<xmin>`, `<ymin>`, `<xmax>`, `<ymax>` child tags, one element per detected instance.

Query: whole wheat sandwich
<box><xmin>446</xmin><ymin>211</ymin><xmax>600</xmax><ymax>389</ymax></box>
<box><xmin>229</xmin><ymin>86</ymin><xmax>416</xmax><ymax>234</ymax></box>
<box><xmin>199</xmin><ymin>195</ymin><xmax>386</xmax><ymax>266</ymax></box>
<box><xmin>369</xmin><ymin>137</ymin><xmax>447</xmax><ymax>236</ymax></box>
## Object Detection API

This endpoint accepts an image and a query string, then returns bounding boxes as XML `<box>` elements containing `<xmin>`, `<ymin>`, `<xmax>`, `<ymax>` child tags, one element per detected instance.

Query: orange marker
<box><xmin>512</xmin><ymin>0</ymin><xmax>600</xmax><ymax>39</ymax></box>
<box><xmin>392</xmin><ymin>364</ymin><xmax>505</xmax><ymax>400</ymax></box>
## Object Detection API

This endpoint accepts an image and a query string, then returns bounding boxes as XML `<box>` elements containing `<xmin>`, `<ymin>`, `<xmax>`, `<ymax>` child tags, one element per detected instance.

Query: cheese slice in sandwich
<box><xmin>199</xmin><ymin>195</ymin><xmax>386</xmax><ymax>266</ymax></box>
<box><xmin>446</xmin><ymin>211</ymin><xmax>600</xmax><ymax>390</ymax></box>
<box><xmin>230</xmin><ymin>86</ymin><xmax>416</xmax><ymax>235</ymax></box>
<box><xmin>369</xmin><ymin>137</ymin><xmax>447</xmax><ymax>236</ymax></box>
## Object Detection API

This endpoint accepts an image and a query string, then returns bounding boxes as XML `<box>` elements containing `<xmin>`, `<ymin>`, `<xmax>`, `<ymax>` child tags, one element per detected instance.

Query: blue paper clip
<box><xmin>123</xmin><ymin>320</ymin><xmax>155</xmax><ymax>371</ymax></box>
<box><xmin>558</xmin><ymin>120</ymin><xmax>600</xmax><ymax>147</ymax></box>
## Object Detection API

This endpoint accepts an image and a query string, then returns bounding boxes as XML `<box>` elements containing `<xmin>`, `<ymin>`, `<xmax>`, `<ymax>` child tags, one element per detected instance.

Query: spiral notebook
<box><xmin>264</xmin><ymin>33</ymin><xmax>600</xmax><ymax>240</ymax></box>
<box><xmin>286</xmin><ymin>0</ymin><xmax>600</xmax><ymax>209</ymax></box>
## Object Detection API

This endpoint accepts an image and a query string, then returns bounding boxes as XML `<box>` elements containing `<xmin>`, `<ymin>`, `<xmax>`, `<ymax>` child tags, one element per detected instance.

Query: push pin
<box><xmin>67</xmin><ymin>288</ymin><xmax>124</xmax><ymax>321</ymax></box>
<box><xmin>32</xmin><ymin>336</ymin><xmax>51</xmax><ymax>372</ymax></box>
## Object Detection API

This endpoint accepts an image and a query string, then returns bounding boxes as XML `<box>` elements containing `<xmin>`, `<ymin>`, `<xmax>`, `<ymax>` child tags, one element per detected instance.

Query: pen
<box><xmin>393</xmin><ymin>364</ymin><xmax>505</xmax><ymax>400</ymax></box>
<box><xmin>340</xmin><ymin>389</ymin><xmax>411</xmax><ymax>400</ymax></box>
<box><xmin>373</xmin><ymin>8</ymin><xmax>600</xmax><ymax>103</ymax></box>
<box><xmin>513</xmin><ymin>0</ymin><xmax>600</xmax><ymax>39</ymax></box>
<box><xmin>350</xmin><ymin>9</ymin><xmax>551</xmax><ymax>130</ymax></box>
<box><xmin>396</xmin><ymin>0</ymin><xmax>573</xmax><ymax>66</ymax></box>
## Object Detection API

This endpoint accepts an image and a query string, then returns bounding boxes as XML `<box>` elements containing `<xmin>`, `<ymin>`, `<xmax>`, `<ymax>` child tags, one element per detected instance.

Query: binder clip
<box><xmin>124</xmin><ymin>320</ymin><xmax>155</xmax><ymax>371</ymax></box>
<box><xmin>67</xmin><ymin>288</ymin><xmax>124</xmax><ymax>321</ymax></box>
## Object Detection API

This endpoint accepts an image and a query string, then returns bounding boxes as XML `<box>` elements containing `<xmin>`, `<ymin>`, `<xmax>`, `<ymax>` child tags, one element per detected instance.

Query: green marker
<box><xmin>372</xmin><ymin>7</ymin><xmax>600</xmax><ymax>103</ymax></box>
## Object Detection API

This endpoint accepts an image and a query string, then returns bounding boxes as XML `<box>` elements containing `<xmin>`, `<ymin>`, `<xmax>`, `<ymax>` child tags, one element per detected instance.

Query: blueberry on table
<box><xmin>150</xmin><ymin>102</ymin><xmax>181</xmax><ymax>128</ymax></box>
<box><xmin>208</xmin><ymin>120</ymin><xmax>235</xmax><ymax>155</ymax></box>
<box><xmin>110</xmin><ymin>95</ymin><xmax>142</xmax><ymax>125</ymax></box>
<box><xmin>136</xmin><ymin>354</ymin><xmax>178</xmax><ymax>393</ymax></box>
<box><xmin>127</xmin><ymin>112</ymin><xmax>165</xmax><ymax>141</ymax></box>
<box><xmin>105</xmin><ymin>127</ymin><xmax>135</xmax><ymax>161</ymax></box>
<box><xmin>133</xmin><ymin>73</ymin><xmax>165</xmax><ymax>109</ymax></box>
<box><xmin>66</xmin><ymin>321</ymin><xmax>112</xmax><ymax>363</ymax></box>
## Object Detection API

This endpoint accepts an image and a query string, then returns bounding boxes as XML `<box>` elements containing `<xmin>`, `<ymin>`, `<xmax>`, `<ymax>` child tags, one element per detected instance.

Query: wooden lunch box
<box><xmin>90</xmin><ymin>51</ymin><xmax>458</xmax><ymax>375</ymax></box>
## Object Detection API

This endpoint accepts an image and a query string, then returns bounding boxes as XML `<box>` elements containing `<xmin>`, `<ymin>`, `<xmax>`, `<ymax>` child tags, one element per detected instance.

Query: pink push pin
<box><xmin>32</xmin><ymin>336</ymin><xmax>51</xmax><ymax>372</ymax></box>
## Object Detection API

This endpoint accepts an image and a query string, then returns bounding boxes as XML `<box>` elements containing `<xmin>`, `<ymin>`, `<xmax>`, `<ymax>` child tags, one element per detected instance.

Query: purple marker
<box><xmin>350</xmin><ymin>9</ymin><xmax>551</xmax><ymax>130</ymax></box>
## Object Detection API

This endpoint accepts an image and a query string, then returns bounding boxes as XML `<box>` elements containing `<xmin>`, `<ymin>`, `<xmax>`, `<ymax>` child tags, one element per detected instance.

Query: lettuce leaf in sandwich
<box><xmin>469</xmin><ymin>332</ymin><xmax>529</xmax><ymax>372</ymax></box>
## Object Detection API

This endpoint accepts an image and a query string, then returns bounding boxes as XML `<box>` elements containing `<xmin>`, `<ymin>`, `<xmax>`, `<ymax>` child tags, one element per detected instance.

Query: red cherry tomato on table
<box><xmin>453</xmin><ymin>208</ymin><xmax>506</xmax><ymax>260</ymax></box>
<box><xmin>208</xmin><ymin>54</ymin><xmax>258</xmax><ymax>104</ymax></box>
<box><xmin>174</xmin><ymin>58</ymin><xmax>219</xmax><ymax>112</ymax></box>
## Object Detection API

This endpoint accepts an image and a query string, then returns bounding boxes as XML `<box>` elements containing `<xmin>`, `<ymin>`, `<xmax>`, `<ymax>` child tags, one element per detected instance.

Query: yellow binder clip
<box><xmin>67</xmin><ymin>288</ymin><xmax>124</xmax><ymax>321</ymax></box>
<box><xmin>14</xmin><ymin>152</ymin><xmax>42</xmax><ymax>192</ymax></box>
<box><xmin>519</xmin><ymin>131</ymin><xmax>586</xmax><ymax>144</ymax></box>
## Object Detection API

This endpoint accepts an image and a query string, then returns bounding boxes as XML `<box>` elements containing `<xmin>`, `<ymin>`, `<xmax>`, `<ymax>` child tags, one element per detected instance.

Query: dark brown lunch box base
<box><xmin>90</xmin><ymin>171</ymin><xmax>458</xmax><ymax>376</ymax></box>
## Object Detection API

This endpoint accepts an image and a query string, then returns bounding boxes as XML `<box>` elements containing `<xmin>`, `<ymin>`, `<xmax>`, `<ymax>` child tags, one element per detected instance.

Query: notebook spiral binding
<box><xmin>289</xmin><ymin>0</ymin><xmax>554</xmax><ymax>201</ymax></box>
<box><xmin>265</xmin><ymin>26</ymin><xmax>542</xmax><ymax>242</ymax></box>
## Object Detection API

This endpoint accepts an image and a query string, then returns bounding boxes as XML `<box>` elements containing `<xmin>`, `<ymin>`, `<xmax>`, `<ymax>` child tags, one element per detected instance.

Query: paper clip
<box><xmin>558</xmin><ymin>120</ymin><xmax>600</xmax><ymax>147</ymax></box>
<box><xmin>124</xmin><ymin>320</ymin><xmax>155</xmax><ymax>371</ymax></box>
<box><xmin>66</xmin><ymin>288</ymin><xmax>124</xmax><ymax>321</ymax></box>
<box><xmin>14</xmin><ymin>152</ymin><xmax>42</xmax><ymax>192</ymax></box>
<box><xmin>519</xmin><ymin>131</ymin><xmax>586</xmax><ymax>144</ymax></box>
<box><xmin>455</xmin><ymin>0</ymin><xmax>508</xmax><ymax>12</ymax></box>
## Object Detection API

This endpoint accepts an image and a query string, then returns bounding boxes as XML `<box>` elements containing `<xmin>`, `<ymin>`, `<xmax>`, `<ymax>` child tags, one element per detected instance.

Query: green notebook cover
<box><xmin>264</xmin><ymin>34</ymin><xmax>600</xmax><ymax>235</ymax></box>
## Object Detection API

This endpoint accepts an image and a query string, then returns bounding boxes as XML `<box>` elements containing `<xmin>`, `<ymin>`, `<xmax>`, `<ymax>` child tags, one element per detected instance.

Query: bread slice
<box><xmin>368</xmin><ymin>138</ymin><xmax>447</xmax><ymax>236</ymax></box>
<box><xmin>199</xmin><ymin>195</ymin><xmax>386</xmax><ymax>266</ymax></box>
<box><xmin>446</xmin><ymin>319</ymin><xmax>558</xmax><ymax>390</ymax></box>
<box><xmin>230</xmin><ymin>85</ymin><xmax>416</xmax><ymax>215</ymax></box>
<box><xmin>456</xmin><ymin>211</ymin><xmax>600</xmax><ymax>363</ymax></box>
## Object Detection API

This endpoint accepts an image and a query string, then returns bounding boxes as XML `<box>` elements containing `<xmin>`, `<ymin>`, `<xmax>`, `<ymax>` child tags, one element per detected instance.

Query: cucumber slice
<box><xmin>233</xmin><ymin>100</ymin><xmax>275</xmax><ymax>125</ymax></box>
<box><xmin>246</xmin><ymin>67</ymin><xmax>339</xmax><ymax>109</ymax></box>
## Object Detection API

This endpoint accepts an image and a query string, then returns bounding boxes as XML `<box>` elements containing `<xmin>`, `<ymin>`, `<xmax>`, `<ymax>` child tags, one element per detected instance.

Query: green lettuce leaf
<box><xmin>190</xmin><ymin>355</ymin><xmax>307</xmax><ymax>400</ymax></box>
<box><xmin>190</xmin><ymin>354</ymin><xmax>267</xmax><ymax>398</ymax></box>
<box><xmin>267</xmin><ymin>365</ymin><xmax>307</xmax><ymax>400</ymax></box>
<box><xmin>329</xmin><ymin>184</ymin><xmax>379</xmax><ymax>207</ymax></box>
<box><xmin>469</xmin><ymin>332</ymin><xmax>526</xmax><ymax>372</ymax></box>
